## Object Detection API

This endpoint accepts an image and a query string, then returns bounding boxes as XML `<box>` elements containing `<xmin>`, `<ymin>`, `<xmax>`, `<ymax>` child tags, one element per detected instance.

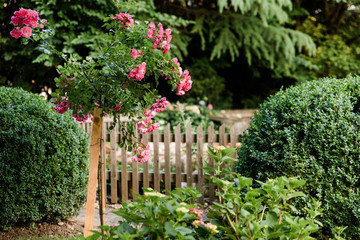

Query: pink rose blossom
<box><xmin>172</xmin><ymin>58</ymin><xmax>183</xmax><ymax>76</ymax></box>
<box><xmin>131</xmin><ymin>138</ymin><xmax>150</xmax><ymax>163</ymax></box>
<box><xmin>72</xmin><ymin>112</ymin><xmax>90</xmax><ymax>122</ymax></box>
<box><xmin>128</xmin><ymin>62</ymin><xmax>147</xmax><ymax>81</ymax></box>
<box><xmin>10</xmin><ymin>29</ymin><xmax>22</xmax><ymax>39</ymax></box>
<box><xmin>53</xmin><ymin>97</ymin><xmax>71</xmax><ymax>114</ymax></box>
<box><xmin>116</xmin><ymin>13</ymin><xmax>134</xmax><ymax>27</ymax></box>
<box><xmin>144</xmin><ymin>108</ymin><xmax>157</xmax><ymax>118</ymax></box>
<box><xmin>29</xmin><ymin>19</ymin><xmax>38</xmax><ymax>28</ymax></box>
<box><xmin>151</xmin><ymin>97</ymin><xmax>168</xmax><ymax>112</ymax></box>
<box><xmin>131</xmin><ymin>48</ymin><xmax>138</xmax><ymax>59</ymax></box>
<box><xmin>137</xmin><ymin>117</ymin><xmax>160</xmax><ymax>134</ymax></box>
<box><xmin>16</xmin><ymin>8</ymin><xmax>27</xmax><ymax>18</ymax></box>
<box><xmin>147</xmin><ymin>22</ymin><xmax>156</xmax><ymax>39</ymax></box>
<box><xmin>11</xmin><ymin>16</ymin><xmax>21</xmax><ymax>25</ymax></box>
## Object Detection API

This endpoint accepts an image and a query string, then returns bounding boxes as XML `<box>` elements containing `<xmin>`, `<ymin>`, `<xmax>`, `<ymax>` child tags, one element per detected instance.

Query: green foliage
<box><xmin>0</xmin><ymin>0</ymin><xmax>192</xmax><ymax>92</ymax></box>
<box><xmin>75</xmin><ymin>146</ymin><xmax>325</xmax><ymax>240</ymax></box>
<box><xmin>0</xmin><ymin>87</ymin><xmax>89</xmax><ymax>230</ymax></box>
<box><xmin>237</xmin><ymin>76</ymin><xmax>360</xmax><ymax>239</ymax></box>
<box><xmin>184</xmin><ymin>58</ymin><xmax>226</xmax><ymax>105</ymax></box>
<box><xmin>298</xmin><ymin>17</ymin><xmax>360</xmax><ymax>79</ymax></box>
<box><xmin>190</xmin><ymin>0</ymin><xmax>316</xmax><ymax>80</ymax></box>
<box><xmin>115</xmin><ymin>0</ymin><xmax>194</xmax><ymax>61</ymax></box>
<box><xmin>205</xmin><ymin>146</ymin><xmax>322</xmax><ymax>240</ymax></box>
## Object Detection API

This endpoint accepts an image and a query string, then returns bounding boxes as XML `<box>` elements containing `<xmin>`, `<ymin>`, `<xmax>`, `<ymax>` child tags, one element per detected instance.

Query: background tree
<box><xmin>296</xmin><ymin>0</ymin><xmax>360</xmax><ymax>79</ymax></box>
<box><xmin>154</xmin><ymin>0</ymin><xmax>317</xmax><ymax>108</ymax></box>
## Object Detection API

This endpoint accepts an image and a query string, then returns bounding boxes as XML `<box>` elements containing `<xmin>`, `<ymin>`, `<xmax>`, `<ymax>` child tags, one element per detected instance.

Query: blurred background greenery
<box><xmin>1</xmin><ymin>0</ymin><xmax>360</xmax><ymax>109</ymax></box>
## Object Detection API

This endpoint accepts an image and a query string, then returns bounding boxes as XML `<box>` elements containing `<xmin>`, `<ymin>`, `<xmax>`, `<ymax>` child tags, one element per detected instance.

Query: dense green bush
<box><xmin>237</xmin><ymin>76</ymin><xmax>360</xmax><ymax>239</ymax></box>
<box><xmin>0</xmin><ymin>87</ymin><xmax>89</xmax><ymax>229</ymax></box>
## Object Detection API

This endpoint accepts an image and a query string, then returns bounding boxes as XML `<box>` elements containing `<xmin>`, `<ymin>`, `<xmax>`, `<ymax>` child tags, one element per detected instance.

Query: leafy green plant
<box><xmin>206</xmin><ymin>146</ymin><xmax>322</xmax><ymax>240</ymax></box>
<box><xmin>78</xmin><ymin>146</ymin><xmax>327</xmax><ymax>239</ymax></box>
<box><xmin>0</xmin><ymin>87</ymin><xmax>89</xmax><ymax>230</ymax></box>
<box><xmin>237</xmin><ymin>76</ymin><xmax>360</xmax><ymax>239</ymax></box>
<box><xmin>80</xmin><ymin>188</ymin><xmax>200</xmax><ymax>240</ymax></box>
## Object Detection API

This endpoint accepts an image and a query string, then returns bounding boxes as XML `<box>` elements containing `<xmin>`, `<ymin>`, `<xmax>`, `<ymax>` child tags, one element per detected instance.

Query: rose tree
<box><xmin>10</xmin><ymin>8</ymin><xmax>192</xmax><ymax>237</ymax></box>
<box><xmin>11</xmin><ymin>10</ymin><xmax>192</xmax><ymax>162</ymax></box>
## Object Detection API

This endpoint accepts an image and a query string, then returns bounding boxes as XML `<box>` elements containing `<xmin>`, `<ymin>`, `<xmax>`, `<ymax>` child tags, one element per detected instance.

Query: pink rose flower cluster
<box><xmin>134</xmin><ymin>98</ymin><xmax>169</xmax><ymax>162</ymax></box>
<box><xmin>109</xmin><ymin>105</ymin><xmax>122</xmax><ymax>111</ymax></box>
<box><xmin>190</xmin><ymin>208</ymin><xmax>218</xmax><ymax>233</ymax></box>
<box><xmin>131</xmin><ymin>138</ymin><xmax>150</xmax><ymax>163</ymax></box>
<box><xmin>72</xmin><ymin>105</ymin><xmax>91</xmax><ymax>122</ymax></box>
<box><xmin>128</xmin><ymin>62</ymin><xmax>146</xmax><ymax>81</ymax></box>
<box><xmin>10</xmin><ymin>8</ymin><xmax>46</xmax><ymax>39</ymax></box>
<box><xmin>53</xmin><ymin>97</ymin><xmax>70</xmax><ymax>114</ymax></box>
<box><xmin>115</xmin><ymin>13</ymin><xmax>134</xmax><ymax>28</ymax></box>
<box><xmin>171</xmin><ymin>58</ymin><xmax>192</xmax><ymax>95</ymax></box>
<box><xmin>147</xmin><ymin>22</ymin><xmax>172</xmax><ymax>54</ymax></box>
<box><xmin>137</xmin><ymin>97</ymin><xmax>169</xmax><ymax>134</ymax></box>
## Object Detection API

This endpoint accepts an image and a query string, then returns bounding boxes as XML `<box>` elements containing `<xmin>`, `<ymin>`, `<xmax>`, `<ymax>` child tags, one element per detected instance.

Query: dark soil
<box><xmin>0</xmin><ymin>220</ymin><xmax>83</xmax><ymax>240</ymax></box>
<box><xmin>0</xmin><ymin>205</ymin><xmax>123</xmax><ymax>240</ymax></box>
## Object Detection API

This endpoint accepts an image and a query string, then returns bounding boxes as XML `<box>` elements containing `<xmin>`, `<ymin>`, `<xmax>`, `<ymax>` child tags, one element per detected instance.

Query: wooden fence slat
<box><xmin>219</xmin><ymin>124</ymin><xmax>225</xmax><ymax>146</ymax></box>
<box><xmin>219</xmin><ymin>124</ymin><xmax>226</xmax><ymax>171</ymax></box>
<box><xmin>197</xmin><ymin>124</ymin><xmax>204</xmax><ymax>204</ymax></box>
<box><xmin>164</xmin><ymin>123</ymin><xmax>171</xmax><ymax>194</ymax></box>
<box><xmin>175</xmin><ymin>124</ymin><xmax>182</xmax><ymax>189</ymax></box>
<box><xmin>132</xmin><ymin>127</ymin><xmax>139</xmax><ymax>199</ymax></box>
<box><xmin>121</xmin><ymin>127</ymin><xmax>128</xmax><ymax>202</ymax></box>
<box><xmin>110</xmin><ymin>124</ymin><xmax>118</xmax><ymax>203</ymax></box>
<box><xmin>154</xmin><ymin>128</ymin><xmax>160</xmax><ymax>192</ymax></box>
<box><xmin>230</xmin><ymin>124</ymin><xmax>238</xmax><ymax>163</ymax></box>
<box><xmin>143</xmin><ymin>134</ymin><xmax>149</xmax><ymax>189</ymax></box>
<box><xmin>208</xmin><ymin>124</ymin><xmax>215</xmax><ymax>202</ymax></box>
<box><xmin>87</xmin><ymin>122</ymin><xmax>92</xmax><ymax>146</ymax></box>
<box><xmin>186</xmin><ymin>124</ymin><xmax>193</xmax><ymax>187</ymax></box>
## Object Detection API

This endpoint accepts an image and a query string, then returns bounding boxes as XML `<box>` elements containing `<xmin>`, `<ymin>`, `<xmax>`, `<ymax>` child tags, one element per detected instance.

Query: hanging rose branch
<box><xmin>10</xmin><ymin>9</ymin><xmax>192</xmax><ymax>163</ymax></box>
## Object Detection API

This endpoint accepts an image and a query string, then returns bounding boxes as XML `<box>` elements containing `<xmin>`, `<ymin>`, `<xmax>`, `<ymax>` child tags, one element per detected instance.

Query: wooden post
<box><xmin>175</xmin><ymin>124</ymin><xmax>182</xmax><ymax>188</ymax></box>
<box><xmin>186</xmin><ymin>124</ymin><xmax>193</xmax><ymax>187</ymax></box>
<box><xmin>110</xmin><ymin>124</ymin><xmax>118</xmax><ymax>203</ymax></box>
<box><xmin>84</xmin><ymin>108</ymin><xmax>103</xmax><ymax>237</ymax></box>
<box><xmin>197</xmin><ymin>124</ymin><xmax>204</xmax><ymax>204</ymax></box>
<box><xmin>164</xmin><ymin>124</ymin><xmax>171</xmax><ymax>194</ymax></box>
<box><xmin>154</xmin><ymin>128</ymin><xmax>160</xmax><ymax>192</ymax></box>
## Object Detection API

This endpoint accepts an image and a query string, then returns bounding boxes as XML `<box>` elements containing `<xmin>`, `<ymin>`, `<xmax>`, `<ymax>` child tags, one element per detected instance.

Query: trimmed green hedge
<box><xmin>0</xmin><ymin>87</ymin><xmax>89</xmax><ymax>229</ymax></box>
<box><xmin>237</xmin><ymin>76</ymin><xmax>360</xmax><ymax>239</ymax></box>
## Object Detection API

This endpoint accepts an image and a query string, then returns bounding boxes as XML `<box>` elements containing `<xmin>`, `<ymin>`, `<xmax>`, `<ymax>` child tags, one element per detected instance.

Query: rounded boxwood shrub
<box><xmin>0</xmin><ymin>87</ymin><xmax>89</xmax><ymax>229</ymax></box>
<box><xmin>237</xmin><ymin>76</ymin><xmax>360</xmax><ymax>239</ymax></box>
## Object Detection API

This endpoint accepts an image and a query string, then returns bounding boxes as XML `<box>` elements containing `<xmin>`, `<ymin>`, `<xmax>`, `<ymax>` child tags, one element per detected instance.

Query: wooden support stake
<box><xmin>84</xmin><ymin>108</ymin><xmax>103</xmax><ymax>237</ymax></box>
<box><xmin>99</xmin><ymin>121</ymin><xmax>106</xmax><ymax>227</ymax></box>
